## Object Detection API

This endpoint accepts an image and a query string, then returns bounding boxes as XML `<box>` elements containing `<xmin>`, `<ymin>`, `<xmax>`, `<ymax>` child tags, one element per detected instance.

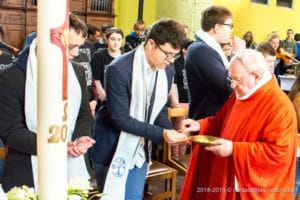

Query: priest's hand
<box><xmin>163</xmin><ymin>129</ymin><xmax>188</xmax><ymax>144</ymax></box>
<box><xmin>68</xmin><ymin>136</ymin><xmax>96</xmax><ymax>157</ymax></box>
<box><xmin>179</xmin><ymin>118</ymin><xmax>200</xmax><ymax>132</ymax></box>
<box><xmin>204</xmin><ymin>138</ymin><xmax>233</xmax><ymax>157</ymax></box>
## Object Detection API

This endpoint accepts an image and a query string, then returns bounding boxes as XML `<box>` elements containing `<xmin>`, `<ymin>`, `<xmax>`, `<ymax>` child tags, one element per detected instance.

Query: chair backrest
<box><xmin>163</xmin><ymin>107</ymin><xmax>190</xmax><ymax>175</ymax></box>
<box><xmin>167</xmin><ymin>107</ymin><xmax>189</xmax><ymax>122</ymax></box>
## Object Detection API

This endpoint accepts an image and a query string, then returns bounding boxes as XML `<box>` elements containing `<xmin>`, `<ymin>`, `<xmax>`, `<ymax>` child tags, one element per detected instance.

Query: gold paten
<box><xmin>190</xmin><ymin>135</ymin><xmax>220</xmax><ymax>146</ymax></box>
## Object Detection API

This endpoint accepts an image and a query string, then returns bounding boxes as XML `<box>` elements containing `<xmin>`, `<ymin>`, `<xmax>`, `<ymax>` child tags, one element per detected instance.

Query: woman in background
<box><xmin>0</xmin><ymin>24</ymin><xmax>13</xmax><ymax>71</ymax></box>
<box><xmin>91</xmin><ymin>27</ymin><xmax>123</xmax><ymax>113</ymax></box>
<box><xmin>242</xmin><ymin>31</ymin><xmax>257</xmax><ymax>49</ymax></box>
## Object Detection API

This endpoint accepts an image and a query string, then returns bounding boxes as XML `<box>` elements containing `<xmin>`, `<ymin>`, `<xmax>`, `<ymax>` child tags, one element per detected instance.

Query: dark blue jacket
<box><xmin>185</xmin><ymin>38</ymin><xmax>232</xmax><ymax>120</ymax></box>
<box><xmin>89</xmin><ymin>50</ymin><xmax>173</xmax><ymax>166</ymax></box>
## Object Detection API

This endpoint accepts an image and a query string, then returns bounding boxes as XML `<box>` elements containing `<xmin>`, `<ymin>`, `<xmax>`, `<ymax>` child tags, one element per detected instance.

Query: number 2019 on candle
<box><xmin>48</xmin><ymin>102</ymin><xmax>68</xmax><ymax>143</ymax></box>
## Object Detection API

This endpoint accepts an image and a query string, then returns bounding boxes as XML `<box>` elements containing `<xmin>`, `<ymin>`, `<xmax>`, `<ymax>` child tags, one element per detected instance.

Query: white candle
<box><xmin>37</xmin><ymin>0</ymin><xmax>69</xmax><ymax>199</ymax></box>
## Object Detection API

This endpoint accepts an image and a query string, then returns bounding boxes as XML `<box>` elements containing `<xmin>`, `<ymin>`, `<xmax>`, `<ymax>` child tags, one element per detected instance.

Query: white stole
<box><xmin>101</xmin><ymin>45</ymin><xmax>168</xmax><ymax>199</ymax></box>
<box><xmin>24</xmin><ymin>39</ymin><xmax>90</xmax><ymax>191</ymax></box>
<box><xmin>0</xmin><ymin>185</ymin><xmax>7</xmax><ymax>200</ymax></box>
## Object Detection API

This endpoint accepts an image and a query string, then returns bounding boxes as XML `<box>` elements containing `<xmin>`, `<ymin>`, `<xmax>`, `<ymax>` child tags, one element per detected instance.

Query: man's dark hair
<box><xmin>69</xmin><ymin>13</ymin><xmax>87</xmax><ymax>38</ymax></box>
<box><xmin>104</xmin><ymin>27</ymin><xmax>124</xmax><ymax>39</ymax></box>
<box><xmin>201</xmin><ymin>5</ymin><xmax>232</xmax><ymax>31</ymax></box>
<box><xmin>294</xmin><ymin>33</ymin><xmax>300</xmax><ymax>42</ymax></box>
<box><xmin>101</xmin><ymin>23</ymin><xmax>114</xmax><ymax>34</ymax></box>
<box><xmin>133</xmin><ymin>19</ymin><xmax>145</xmax><ymax>30</ymax></box>
<box><xmin>268</xmin><ymin>32</ymin><xmax>279</xmax><ymax>42</ymax></box>
<box><xmin>287</xmin><ymin>28</ymin><xmax>294</xmax><ymax>34</ymax></box>
<box><xmin>87</xmin><ymin>24</ymin><xmax>100</xmax><ymax>37</ymax></box>
<box><xmin>145</xmin><ymin>18</ymin><xmax>187</xmax><ymax>49</ymax></box>
<box><xmin>256</xmin><ymin>42</ymin><xmax>276</xmax><ymax>56</ymax></box>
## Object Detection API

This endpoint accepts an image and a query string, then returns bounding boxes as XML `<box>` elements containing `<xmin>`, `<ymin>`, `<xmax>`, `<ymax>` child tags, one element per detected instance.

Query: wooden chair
<box><xmin>162</xmin><ymin>107</ymin><xmax>190</xmax><ymax>175</ymax></box>
<box><xmin>143</xmin><ymin>107</ymin><xmax>190</xmax><ymax>199</ymax></box>
<box><xmin>144</xmin><ymin>160</ymin><xmax>177</xmax><ymax>200</ymax></box>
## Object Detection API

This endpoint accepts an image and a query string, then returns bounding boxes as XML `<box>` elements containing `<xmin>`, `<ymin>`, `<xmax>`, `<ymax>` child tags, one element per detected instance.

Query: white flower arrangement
<box><xmin>5</xmin><ymin>177</ymin><xmax>103</xmax><ymax>200</ymax></box>
<box><xmin>6</xmin><ymin>185</ymin><xmax>36</xmax><ymax>200</ymax></box>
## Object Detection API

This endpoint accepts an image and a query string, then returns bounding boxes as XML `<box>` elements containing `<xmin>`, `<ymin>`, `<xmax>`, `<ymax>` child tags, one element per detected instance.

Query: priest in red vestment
<box><xmin>179</xmin><ymin>49</ymin><xmax>297</xmax><ymax>200</ymax></box>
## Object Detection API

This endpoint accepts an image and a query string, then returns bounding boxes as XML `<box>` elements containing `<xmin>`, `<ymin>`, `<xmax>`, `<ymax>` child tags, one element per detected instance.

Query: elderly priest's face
<box><xmin>228</xmin><ymin>50</ymin><xmax>269</xmax><ymax>99</ymax></box>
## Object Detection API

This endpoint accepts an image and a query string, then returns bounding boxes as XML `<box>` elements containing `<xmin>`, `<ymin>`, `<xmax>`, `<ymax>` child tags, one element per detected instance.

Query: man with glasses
<box><xmin>180</xmin><ymin>49</ymin><xmax>297</xmax><ymax>200</ymax></box>
<box><xmin>185</xmin><ymin>5</ymin><xmax>244</xmax><ymax>120</ymax></box>
<box><xmin>280</xmin><ymin>28</ymin><xmax>297</xmax><ymax>55</ymax></box>
<box><xmin>0</xmin><ymin>13</ymin><xmax>95</xmax><ymax>191</ymax></box>
<box><xmin>89</xmin><ymin>18</ymin><xmax>188</xmax><ymax>200</ymax></box>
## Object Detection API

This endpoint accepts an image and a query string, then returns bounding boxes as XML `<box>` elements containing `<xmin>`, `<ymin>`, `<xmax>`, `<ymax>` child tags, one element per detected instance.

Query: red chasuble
<box><xmin>180</xmin><ymin>78</ymin><xmax>297</xmax><ymax>200</ymax></box>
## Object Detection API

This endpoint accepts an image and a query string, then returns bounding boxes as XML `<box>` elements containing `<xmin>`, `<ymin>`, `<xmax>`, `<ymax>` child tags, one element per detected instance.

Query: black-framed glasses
<box><xmin>157</xmin><ymin>45</ymin><xmax>181</xmax><ymax>60</ymax></box>
<box><xmin>222</xmin><ymin>23</ymin><xmax>234</xmax><ymax>30</ymax></box>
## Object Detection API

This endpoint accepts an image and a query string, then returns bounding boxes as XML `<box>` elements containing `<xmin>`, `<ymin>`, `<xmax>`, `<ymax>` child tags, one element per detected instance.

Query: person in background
<box><xmin>0</xmin><ymin>24</ymin><xmax>13</xmax><ymax>71</ymax></box>
<box><xmin>294</xmin><ymin>33</ymin><xmax>300</xmax><ymax>61</ymax></box>
<box><xmin>221</xmin><ymin>42</ymin><xmax>233</xmax><ymax>62</ymax></box>
<box><xmin>11</xmin><ymin>32</ymin><xmax>37</xmax><ymax>73</ymax></box>
<box><xmin>124</xmin><ymin>19</ymin><xmax>146</xmax><ymax>52</ymax></box>
<box><xmin>280</xmin><ymin>28</ymin><xmax>297</xmax><ymax>55</ymax></box>
<box><xmin>242</xmin><ymin>31</ymin><xmax>257</xmax><ymax>49</ymax></box>
<box><xmin>186</xmin><ymin>5</ymin><xmax>244</xmax><ymax>120</ymax></box>
<box><xmin>256</xmin><ymin>42</ymin><xmax>277</xmax><ymax>74</ymax></box>
<box><xmin>91</xmin><ymin>27</ymin><xmax>124</xmax><ymax>114</ymax></box>
<box><xmin>94</xmin><ymin>23</ymin><xmax>113</xmax><ymax>51</ymax></box>
<box><xmin>86</xmin><ymin>24</ymin><xmax>101</xmax><ymax>43</ymax></box>
<box><xmin>279</xmin><ymin>29</ymin><xmax>298</xmax><ymax>77</ymax></box>
<box><xmin>167</xmin><ymin>39</ymin><xmax>191</xmax><ymax>157</ymax></box>
<box><xmin>0</xmin><ymin>24</ymin><xmax>11</xmax><ymax>183</ymax></box>
<box><xmin>0</xmin><ymin>13</ymin><xmax>95</xmax><ymax>192</ymax></box>
<box><xmin>0</xmin><ymin>24</ymin><xmax>12</xmax><ymax>183</ymax></box>
<box><xmin>180</xmin><ymin>49</ymin><xmax>297</xmax><ymax>200</ymax></box>
<box><xmin>268</xmin><ymin>32</ymin><xmax>291</xmax><ymax>85</ymax></box>
<box><xmin>174</xmin><ymin>38</ymin><xmax>192</xmax><ymax>104</ymax></box>
<box><xmin>169</xmin><ymin>25</ymin><xmax>191</xmax><ymax>107</ymax></box>
<box><xmin>89</xmin><ymin>18</ymin><xmax>188</xmax><ymax>200</ymax></box>
<box><xmin>73</xmin><ymin>25</ymin><xmax>98</xmax><ymax>117</ymax></box>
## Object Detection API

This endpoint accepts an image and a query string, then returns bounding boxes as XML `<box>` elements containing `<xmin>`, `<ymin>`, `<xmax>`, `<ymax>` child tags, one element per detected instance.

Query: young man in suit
<box><xmin>0</xmin><ymin>13</ymin><xmax>95</xmax><ymax>191</ymax></box>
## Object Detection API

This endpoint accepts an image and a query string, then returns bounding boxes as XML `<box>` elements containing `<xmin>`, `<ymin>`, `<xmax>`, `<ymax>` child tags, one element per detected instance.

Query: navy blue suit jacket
<box><xmin>185</xmin><ymin>38</ymin><xmax>232</xmax><ymax>120</ymax></box>
<box><xmin>89</xmin><ymin>50</ymin><xmax>173</xmax><ymax>166</ymax></box>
